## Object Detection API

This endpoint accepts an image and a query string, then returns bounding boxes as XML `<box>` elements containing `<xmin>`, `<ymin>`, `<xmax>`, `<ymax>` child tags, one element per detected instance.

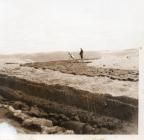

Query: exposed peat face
<box><xmin>0</xmin><ymin>73</ymin><xmax>138</xmax><ymax>134</ymax></box>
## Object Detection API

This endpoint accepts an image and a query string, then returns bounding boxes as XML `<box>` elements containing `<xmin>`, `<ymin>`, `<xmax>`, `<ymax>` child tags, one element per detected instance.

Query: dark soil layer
<box><xmin>0</xmin><ymin>74</ymin><xmax>138</xmax><ymax>134</ymax></box>
<box><xmin>0</xmin><ymin>74</ymin><xmax>137</xmax><ymax>120</ymax></box>
<box><xmin>23</xmin><ymin>60</ymin><xmax>139</xmax><ymax>81</ymax></box>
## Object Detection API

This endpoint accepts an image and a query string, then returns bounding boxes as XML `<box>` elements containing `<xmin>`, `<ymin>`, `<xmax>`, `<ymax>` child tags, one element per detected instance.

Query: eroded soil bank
<box><xmin>0</xmin><ymin>74</ymin><xmax>138</xmax><ymax>134</ymax></box>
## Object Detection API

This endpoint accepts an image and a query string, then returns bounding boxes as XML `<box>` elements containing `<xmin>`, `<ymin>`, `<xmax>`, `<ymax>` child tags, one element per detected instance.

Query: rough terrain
<box><xmin>0</xmin><ymin>49</ymin><xmax>139</xmax><ymax>134</ymax></box>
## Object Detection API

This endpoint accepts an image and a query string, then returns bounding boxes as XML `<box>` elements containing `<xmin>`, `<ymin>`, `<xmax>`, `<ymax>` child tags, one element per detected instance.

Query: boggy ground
<box><xmin>0</xmin><ymin>49</ymin><xmax>139</xmax><ymax>134</ymax></box>
<box><xmin>23</xmin><ymin>60</ymin><xmax>138</xmax><ymax>81</ymax></box>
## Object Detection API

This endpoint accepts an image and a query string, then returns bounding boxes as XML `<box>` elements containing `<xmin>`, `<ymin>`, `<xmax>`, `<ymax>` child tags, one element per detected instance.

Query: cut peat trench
<box><xmin>0</xmin><ymin>74</ymin><xmax>138</xmax><ymax>134</ymax></box>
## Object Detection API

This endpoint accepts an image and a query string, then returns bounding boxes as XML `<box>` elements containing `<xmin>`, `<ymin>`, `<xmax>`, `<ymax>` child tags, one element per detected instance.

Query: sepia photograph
<box><xmin>0</xmin><ymin>48</ymin><xmax>139</xmax><ymax>135</ymax></box>
<box><xmin>0</xmin><ymin>0</ymin><xmax>143</xmax><ymax>137</ymax></box>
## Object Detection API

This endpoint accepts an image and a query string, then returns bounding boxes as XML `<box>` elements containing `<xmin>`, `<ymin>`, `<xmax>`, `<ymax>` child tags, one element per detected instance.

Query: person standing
<box><xmin>79</xmin><ymin>48</ymin><xmax>84</xmax><ymax>60</ymax></box>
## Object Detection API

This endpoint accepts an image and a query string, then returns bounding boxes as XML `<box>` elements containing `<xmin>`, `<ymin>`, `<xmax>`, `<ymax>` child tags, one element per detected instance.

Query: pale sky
<box><xmin>0</xmin><ymin>0</ymin><xmax>144</xmax><ymax>54</ymax></box>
